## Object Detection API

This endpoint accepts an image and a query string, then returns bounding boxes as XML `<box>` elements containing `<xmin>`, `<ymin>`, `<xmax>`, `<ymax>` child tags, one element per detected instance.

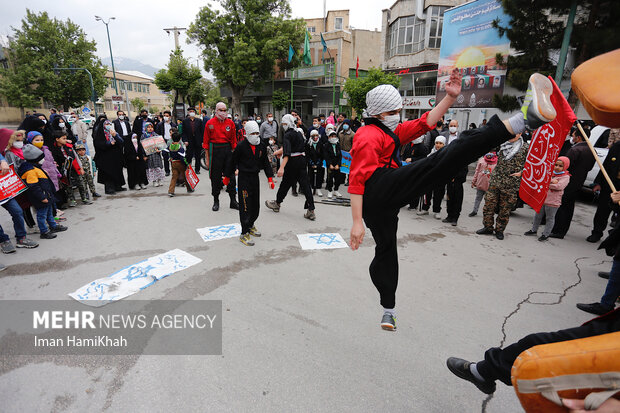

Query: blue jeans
<box><xmin>1</xmin><ymin>198</ymin><xmax>27</xmax><ymax>241</ymax></box>
<box><xmin>601</xmin><ymin>259</ymin><xmax>620</xmax><ymax>309</ymax></box>
<box><xmin>35</xmin><ymin>204</ymin><xmax>57</xmax><ymax>234</ymax></box>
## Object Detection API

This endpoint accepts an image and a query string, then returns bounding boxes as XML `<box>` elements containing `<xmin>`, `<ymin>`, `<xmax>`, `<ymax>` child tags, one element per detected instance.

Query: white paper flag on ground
<box><xmin>297</xmin><ymin>233</ymin><xmax>348</xmax><ymax>250</ymax></box>
<box><xmin>69</xmin><ymin>249</ymin><xmax>202</xmax><ymax>307</ymax></box>
<box><xmin>196</xmin><ymin>223</ymin><xmax>242</xmax><ymax>242</ymax></box>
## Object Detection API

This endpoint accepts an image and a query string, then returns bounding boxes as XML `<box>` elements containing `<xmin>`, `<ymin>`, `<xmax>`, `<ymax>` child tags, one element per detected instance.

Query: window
<box><xmin>308</xmin><ymin>26</ymin><xmax>315</xmax><ymax>33</ymax></box>
<box><xmin>126</xmin><ymin>82</ymin><xmax>132</xmax><ymax>91</ymax></box>
<box><xmin>386</xmin><ymin>15</ymin><xmax>425</xmax><ymax>58</ymax></box>
<box><xmin>146</xmin><ymin>85</ymin><xmax>150</xmax><ymax>94</ymax></box>
<box><xmin>334</xmin><ymin>17</ymin><xmax>343</xmax><ymax>30</ymax></box>
<box><xmin>414</xmin><ymin>71</ymin><xmax>438</xmax><ymax>96</ymax></box>
<box><xmin>428</xmin><ymin>6</ymin><xmax>448</xmax><ymax>48</ymax></box>
<box><xmin>323</xmin><ymin>58</ymin><xmax>334</xmax><ymax>85</ymax></box>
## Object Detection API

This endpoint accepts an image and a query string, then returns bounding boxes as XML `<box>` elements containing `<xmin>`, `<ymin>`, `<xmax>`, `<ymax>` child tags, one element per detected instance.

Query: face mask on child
<box><xmin>328</xmin><ymin>137</ymin><xmax>338</xmax><ymax>144</ymax></box>
<box><xmin>58</xmin><ymin>122</ymin><xmax>65</xmax><ymax>128</ymax></box>
<box><xmin>269</xmin><ymin>139</ymin><xmax>275</xmax><ymax>146</ymax></box>
<box><xmin>343</xmin><ymin>124</ymin><xmax>350</xmax><ymax>131</ymax></box>
<box><xmin>13</xmin><ymin>141</ymin><xmax>24</xmax><ymax>149</ymax></box>
<box><xmin>33</xmin><ymin>141</ymin><xmax>44</xmax><ymax>149</ymax></box>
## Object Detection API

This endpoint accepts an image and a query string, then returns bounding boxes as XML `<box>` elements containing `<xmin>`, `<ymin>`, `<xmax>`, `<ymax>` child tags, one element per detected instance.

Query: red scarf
<box><xmin>9</xmin><ymin>146</ymin><xmax>24</xmax><ymax>160</ymax></box>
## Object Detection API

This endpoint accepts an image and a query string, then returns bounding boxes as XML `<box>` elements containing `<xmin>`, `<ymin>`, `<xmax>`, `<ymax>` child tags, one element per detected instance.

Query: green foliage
<box><xmin>271</xmin><ymin>89</ymin><xmax>289</xmax><ymax>111</ymax></box>
<box><xmin>130</xmin><ymin>97</ymin><xmax>146</xmax><ymax>111</ymax></box>
<box><xmin>154</xmin><ymin>49</ymin><xmax>202</xmax><ymax>105</ymax></box>
<box><xmin>149</xmin><ymin>106</ymin><xmax>160</xmax><ymax>114</ymax></box>
<box><xmin>343</xmin><ymin>68</ymin><xmax>400</xmax><ymax>116</ymax></box>
<box><xmin>0</xmin><ymin>10</ymin><xmax>107</xmax><ymax>110</ymax></box>
<box><xmin>495</xmin><ymin>0</ymin><xmax>620</xmax><ymax>91</ymax></box>
<box><xmin>187</xmin><ymin>0</ymin><xmax>306</xmax><ymax>114</ymax></box>
<box><xmin>492</xmin><ymin>93</ymin><xmax>521</xmax><ymax>112</ymax></box>
<box><xmin>203</xmin><ymin>80</ymin><xmax>224</xmax><ymax>111</ymax></box>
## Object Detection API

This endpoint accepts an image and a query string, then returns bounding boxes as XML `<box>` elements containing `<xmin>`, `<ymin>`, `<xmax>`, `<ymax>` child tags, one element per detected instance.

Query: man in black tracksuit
<box><xmin>182</xmin><ymin>107</ymin><xmax>204</xmax><ymax>174</ymax></box>
<box><xmin>225</xmin><ymin>121</ymin><xmax>274</xmax><ymax>246</ymax></box>
<box><xmin>265</xmin><ymin>114</ymin><xmax>316</xmax><ymax>220</ymax></box>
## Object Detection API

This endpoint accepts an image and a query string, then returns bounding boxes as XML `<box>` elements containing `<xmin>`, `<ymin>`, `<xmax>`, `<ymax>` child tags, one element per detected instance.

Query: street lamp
<box><xmin>95</xmin><ymin>16</ymin><xmax>118</xmax><ymax>95</ymax></box>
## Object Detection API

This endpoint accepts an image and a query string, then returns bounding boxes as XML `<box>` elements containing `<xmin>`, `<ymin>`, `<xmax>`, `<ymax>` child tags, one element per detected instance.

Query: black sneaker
<box><xmin>446</xmin><ymin>358</ymin><xmax>496</xmax><ymax>395</ymax></box>
<box><xmin>380</xmin><ymin>312</ymin><xmax>396</xmax><ymax>331</ymax></box>
<box><xmin>50</xmin><ymin>225</ymin><xmax>68</xmax><ymax>233</ymax></box>
<box><xmin>92</xmin><ymin>192</ymin><xmax>102</xmax><ymax>198</ymax></box>
<box><xmin>212</xmin><ymin>199</ymin><xmax>220</xmax><ymax>212</ymax></box>
<box><xmin>40</xmin><ymin>231</ymin><xmax>57</xmax><ymax>239</ymax></box>
<box><xmin>230</xmin><ymin>199</ymin><xmax>239</xmax><ymax>210</ymax></box>
<box><xmin>468</xmin><ymin>211</ymin><xmax>477</xmax><ymax>217</ymax></box>
<box><xmin>291</xmin><ymin>190</ymin><xmax>298</xmax><ymax>197</ymax></box>
<box><xmin>549</xmin><ymin>233</ymin><xmax>564</xmax><ymax>239</ymax></box>
<box><xmin>538</xmin><ymin>235</ymin><xmax>549</xmax><ymax>242</ymax></box>
<box><xmin>576</xmin><ymin>302</ymin><xmax>613</xmax><ymax>316</ymax></box>
<box><xmin>442</xmin><ymin>217</ymin><xmax>453</xmax><ymax>223</ymax></box>
<box><xmin>524</xmin><ymin>230</ymin><xmax>537</xmax><ymax>236</ymax></box>
<box><xmin>599</xmin><ymin>271</ymin><xmax>610</xmax><ymax>280</ymax></box>
<box><xmin>586</xmin><ymin>234</ymin><xmax>602</xmax><ymax>243</ymax></box>
<box><xmin>495</xmin><ymin>231</ymin><xmax>504</xmax><ymax>240</ymax></box>
<box><xmin>476</xmin><ymin>227</ymin><xmax>494</xmax><ymax>235</ymax></box>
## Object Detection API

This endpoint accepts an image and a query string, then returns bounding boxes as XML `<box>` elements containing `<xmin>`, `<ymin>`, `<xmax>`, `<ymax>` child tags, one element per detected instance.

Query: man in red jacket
<box><xmin>348</xmin><ymin>70</ymin><xmax>557</xmax><ymax>331</ymax></box>
<box><xmin>204</xmin><ymin>102</ymin><xmax>239</xmax><ymax>211</ymax></box>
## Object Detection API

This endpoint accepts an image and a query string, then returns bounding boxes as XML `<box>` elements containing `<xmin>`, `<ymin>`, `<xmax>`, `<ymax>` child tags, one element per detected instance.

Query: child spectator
<box><xmin>141</xmin><ymin>122</ymin><xmax>165</xmax><ymax>187</ymax></box>
<box><xmin>50</xmin><ymin>130</ymin><xmax>89</xmax><ymax>207</ymax></box>
<box><xmin>324</xmin><ymin>129</ymin><xmax>343</xmax><ymax>198</ymax></box>
<box><xmin>224</xmin><ymin>121</ymin><xmax>274</xmax><ymax>246</ymax></box>
<box><xmin>524</xmin><ymin>156</ymin><xmax>570</xmax><ymax>241</ymax></box>
<box><xmin>75</xmin><ymin>143</ymin><xmax>100</xmax><ymax>199</ymax></box>
<box><xmin>5</xmin><ymin>130</ymin><xmax>26</xmax><ymax>170</ymax></box>
<box><xmin>418</xmin><ymin>136</ymin><xmax>447</xmax><ymax>218</ymax></box>
<box><xmin>306</xmin><ymin>129</ymin><xmax>324</xmax><ymax>196</ymax></box>
<box><xmin>266</xmin><ymin>136</ymin><xmax>279</xmax><ymax>182</ymax></box>
<box><xmin>167</xmin><ymin>131</ymin><xmax>194</xmax><ymax>196</ymax></box>
<box><xmin>18</xmin><ymin>145</ymin><xmax>67</xmax><ymax>239</ymax></box>
<box><xmin>469</xmin><ymin>152</ymin><xmax>497</xmax><ymax>217</ymax></box>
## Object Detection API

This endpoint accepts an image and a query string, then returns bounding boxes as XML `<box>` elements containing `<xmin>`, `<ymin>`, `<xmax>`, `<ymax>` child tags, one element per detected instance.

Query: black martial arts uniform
<box><xmin>275</xmin><ymin>128</ymin><xmax>315</xmax><ymax>211</ymax></box>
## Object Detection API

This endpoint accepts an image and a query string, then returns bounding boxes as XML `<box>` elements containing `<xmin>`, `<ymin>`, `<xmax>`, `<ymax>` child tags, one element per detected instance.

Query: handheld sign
<box><xmin>185</xmin><ymin>164</ymin><xmax>199</xmax><ymax>190</ymax></box>
<box><xmin>0</xmin><ymin>166</ymin><xmax>28</xmax><ymax>205</ymax></box>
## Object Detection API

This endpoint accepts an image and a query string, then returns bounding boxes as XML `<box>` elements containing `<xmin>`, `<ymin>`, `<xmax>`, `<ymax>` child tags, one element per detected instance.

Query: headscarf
<box><xmin>26</xmin><ymin>131</ymin><xmax>42</xmax><ymax>144</ymax></box>
<box><xmin>499</xmin><ymin>136</ymin><xmax>524</xmax><ymax>161</ymax></box>
<box><xmin>554</xmin><ymin>156</ymin><xmax>570</xmax><ymax>175</ymax></box>
<box><xmin>484</xmin><ymin>152</ymin><xmax>498</xmax><ymax>165</ymax></box>
<box><xmin>141</xmin><ymin>122</ymin><xmax>155</xmax><ymax>140</ymax></box>
<box><xmin>365</xmin><ymin>84</ymin><xmax>402</xmax><ymax>116</ymax></box>
<box><xmin>281</xmin><ymin>114</ymin><xmax>296</xmax><ymax>132</ymax></box>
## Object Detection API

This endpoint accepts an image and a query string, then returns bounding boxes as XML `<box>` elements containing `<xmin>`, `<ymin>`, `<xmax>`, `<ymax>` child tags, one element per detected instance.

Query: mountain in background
<box><xmin>101</xmin><ymin>57</ymin><xmax>161</xmax><ymax>78</ymax></box>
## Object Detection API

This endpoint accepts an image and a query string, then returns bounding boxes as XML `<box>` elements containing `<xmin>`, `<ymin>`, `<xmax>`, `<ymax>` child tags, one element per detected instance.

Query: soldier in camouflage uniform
<box><xmin>477</xmin><ymin>134</ymin><xmax>529</xmax><ymax>240</ymax></box>
<box><xmin>75</xmin><ymin>143</ymin><xmax>101</xmax><ymax>200</ymax></box>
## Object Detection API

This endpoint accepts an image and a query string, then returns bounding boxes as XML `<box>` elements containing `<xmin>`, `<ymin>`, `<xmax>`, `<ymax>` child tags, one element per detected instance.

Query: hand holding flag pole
<box><xmin>576</xmin><ymin>121</ymin><xmax>616</xmax><ymax>193</ymax></box>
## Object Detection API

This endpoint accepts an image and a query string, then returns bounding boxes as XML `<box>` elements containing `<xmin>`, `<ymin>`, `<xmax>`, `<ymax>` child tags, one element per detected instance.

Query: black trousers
<box><xmin>209</xmin><ymin>145</ymin><xmax>236</xmax><ymax>197</ymax></box>
<box><xmin>446</xmin><ymin>181</ymin><xmax>464</xmax><ymax>220</ymax></box>
<box><xmin>238</xmin><ymin>172</ymin><xmax>260</xmax><ymax>234</ymax></box>
<box><xmin>186</xmin><ymin>141</ymin><xmax>202</xmax><ymax>173</ymax></box>
<box><xmin>591</xmin><ymin>189</ymin><xmax>614</xmax><ymax>238</ymax></box>
<box><xmin>362</xmin><ymin>115</ymin><xmax>511</xmax><ymax>309</ymax></box>
<box><xmin>162</xmin><ymin>150</ymin><xmax>170</xmax><ymax>174</ymax></box>
<box><xmin>326</xmin><ymin>168</ymin><xmax>342</xmax><ymax>191</ymax></box>
<box><xmin>551</xmin><ymin>187</ymin><xmax>578</xmax><ymax>237</ymax></box>
<box><xmin>477</xmin><ymin>311</ymin><xmax>620</xmax><ymax>386</ymax></box>
<box><xmin>423</xmin><ymin>185</ymin><xmax>445</xmax><ymax>212</ymax></box>
<box><xmin>276</xmin><ymin>156</ymin><xmax>315</xmax><ymax>210</ymax></box>
<box><xmin>126</xmin><ymin>159</ymin><xmax>148</xmax><ymax>188</ymax></box>
<box><xmin>308</xmin><ymin>165</ymin><xmax>324</xmax><ymax>189</ymax></box>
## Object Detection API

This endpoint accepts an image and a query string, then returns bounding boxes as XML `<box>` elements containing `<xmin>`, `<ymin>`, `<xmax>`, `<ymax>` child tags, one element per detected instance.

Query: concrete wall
<box><xmin>352</xmin><ymin>30</ymin><xmax>382</xmax><ymax>70</ymax></box>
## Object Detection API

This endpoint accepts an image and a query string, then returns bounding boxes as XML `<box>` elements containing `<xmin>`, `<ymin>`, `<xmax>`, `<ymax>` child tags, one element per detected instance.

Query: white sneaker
<box><xmin>316</xmin><ymin>190</ymin><xmax>323</xmax><ymax>197</ymax></box>
<box><xmin>327</xmin><ymin>191</ymin><xmax>333</xmax><ymax>199</ymax></box>
<box><xmin>140</xmin><ymin>184</ymin><xmax>147</xmax><ymax>190</ymax></box>
<box><xmin>434</xmin><ymin>213</ymin><xmax>441</xmax><ymax>219</ymax></box>
<box><xmin>417</xmin><ymin>210</ymin><xmax>429</xmax><ymax>216</ymax></box>
<box><xmin>334</xmin><ymin>190</ymin><xmax>342</xmax><ymax>198</ymax></box>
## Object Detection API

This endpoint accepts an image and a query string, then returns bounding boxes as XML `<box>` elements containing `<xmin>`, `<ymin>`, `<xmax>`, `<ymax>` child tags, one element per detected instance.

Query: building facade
<box><xmin>100</xmin><ymin>70</ymin><xmax>170</xmax><ymax>119</ymax></box>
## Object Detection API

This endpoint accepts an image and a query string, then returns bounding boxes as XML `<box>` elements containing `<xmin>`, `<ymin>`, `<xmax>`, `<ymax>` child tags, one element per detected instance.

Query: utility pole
<box><xmin>95</xmin><ymin>16</ymin><xmax>118</xmax><ymax>94</ymax></box>
<box><xmin>163</xmin><ymin>27</ymin><xmax>187</xmax><ymax>50</ymax></box>
<box><xmin>554</xmin><ymin>0</ymin><xmax>577</xmax><ymax>85</ymax></box>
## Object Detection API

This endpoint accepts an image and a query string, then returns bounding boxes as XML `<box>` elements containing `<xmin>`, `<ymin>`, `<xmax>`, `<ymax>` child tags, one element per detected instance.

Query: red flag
<box><xmin>356</xmin><ymin>56</ymin><xmax>359</xmax><ymax>78</ymax></box>
<box><xmin>519</xmin><ymin>77</ymin><xmax>577</xmax><ymax>213</ymax></box>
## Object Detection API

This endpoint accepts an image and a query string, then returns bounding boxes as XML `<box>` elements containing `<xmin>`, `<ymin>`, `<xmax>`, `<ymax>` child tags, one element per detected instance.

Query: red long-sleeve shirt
<box><xmin>348</xmin><ymin>111</ymin><xmax>433</xmax><ymax>195</ymax></box>
<box><xmin>203</xmin><ymin>117</ymin><xmax>237</xmax><ymax>149</ymax></box>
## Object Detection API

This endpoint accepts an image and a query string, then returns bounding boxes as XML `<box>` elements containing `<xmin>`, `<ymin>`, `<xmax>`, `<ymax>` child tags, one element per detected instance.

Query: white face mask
<box><xmin>268</xmin><ymin>117</ymin><xmax>273</xmax><ymax>122</ymax></box>
<box><xmin>381</xmin><ymin>114</ymin><xmax>400</xmax><ymax>132</ymax></box>
<box><xmin>41</xmin><ymin>119</ymin><xmax>47</xmax><ymax>124</ymax></box>
<box><xmin>189</xmin><ymin>112</ymin><xmax>195</xmax><ymax>118</ymax></box>
<box><xmin>313</xmin><ymin>123</ymin><xmax>319</xmax><ymax>128</ymax></box>
<box><xmin>247</xmin><ymin>133</ymin><xmax>261</xmax><ymax>146</ymax></box>
<box><xmin>569</xmin><ymin>137</ymin><xmax>575</xmax><ymax>144</ymax></box>
<box><xmin>449</xmin><ymin>126</ymin><xmax>458</xmax><ymax>134</ymax></box>
<box><xmin>328</xmin><ymin>136</ymin><xmax>338</xmax><ymax>144</ymax></box>
<box><xmin>164</xmin><ymin>116</ymin><xmax>170</xmax><ymax>122</ymax></box>
<box><xmin>58</xmin><ymin>122</ymin><xmax>65</xmax><ymax>128</ymax></box>
<box><xmin>269</xmin><ymin>139</ymin><xmax>275</xmax><ymax>145</ymax></box>
<box><xmin>119</xmin><ymin>115</ymin><xmax>125</xmax><ymax>120</ymax></box>
<box><xmin>282</xmin><ymin>123</ymin><xmax>290</xmax><ymax>131</ymax></box>
<box><xmin>13</xmin><ymin>141</ymin><xmax>24</xmax><ymax>149</ymax></box>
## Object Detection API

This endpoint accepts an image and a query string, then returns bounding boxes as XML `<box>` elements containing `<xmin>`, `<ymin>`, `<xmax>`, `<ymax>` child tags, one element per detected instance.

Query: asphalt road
<box><xmin>0</xmin><ymin>158</ymin><xmax>610</xmax><ymax>413</ymax></box>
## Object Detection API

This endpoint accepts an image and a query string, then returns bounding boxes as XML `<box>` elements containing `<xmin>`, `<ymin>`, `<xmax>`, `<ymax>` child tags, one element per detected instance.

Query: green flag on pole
<box><xmin>302</xmin><ymin>31</ymin><xmax>312</xmax><ymax>66</ymax></box>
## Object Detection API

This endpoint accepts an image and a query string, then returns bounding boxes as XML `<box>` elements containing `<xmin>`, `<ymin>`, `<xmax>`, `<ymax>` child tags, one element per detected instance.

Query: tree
<box><xmin>0</xmin><ymin>10</ymin><xmax>106</xmax><ymax>115</ymax></box>
<box><xmin>272</xmin><ymin>89</ymin><xmax>289</xmax><ymax>111</ymax></box>
<box><xmin>154</xmin><ymin>49</ymin><xmax>202</xmax><ymax>120</ymax></box>
<box><xmin>343</xmin><ymin>68</ymin><xmax>401</xmax><ymax>116</ymax></box>
<box><xmin>130</xmin><ymin>97</ymin><xmax>146</xmax><ymax>111</ymax></box>
<box><xmin>150</xmin><ymin>106</ymin><xmax>160</xmax><ymax>114</ymax></box>
<box><xmin>203</xmin><ymin>80</ymin><xmax>224</xmax><ymax>112</ymax></box>
<box><xmin>495</xmin><ymin>0</ymin><xmax>620</xmax><ymax>104</ymax></box>
<box><xmin>187</xmin><ymin>0</ymin><xmax>306</xmax><ymax>116</ymax></box>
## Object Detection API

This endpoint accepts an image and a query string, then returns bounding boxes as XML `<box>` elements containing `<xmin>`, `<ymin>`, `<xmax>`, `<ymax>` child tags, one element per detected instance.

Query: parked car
<box><xmin>583</xmin><ymin>125</ymin><xmax>612</xmax><ymax>190</ymax></box>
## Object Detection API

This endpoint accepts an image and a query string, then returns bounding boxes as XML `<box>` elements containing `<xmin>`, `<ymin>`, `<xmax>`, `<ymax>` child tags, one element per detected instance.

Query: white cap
<box><xmin>435</xmin><ymin>136</ymin><xmax>446</xmax><ymax>144</ymax></box>
<box><xmin>244</xmin><ymin>120</ymin><xmax>259</xmax><ymax>135</ymax></box>
<box><xmin>310</xmin><ymin>129</ymin><xmax>319</xmax><ymax>136</ymax></box>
